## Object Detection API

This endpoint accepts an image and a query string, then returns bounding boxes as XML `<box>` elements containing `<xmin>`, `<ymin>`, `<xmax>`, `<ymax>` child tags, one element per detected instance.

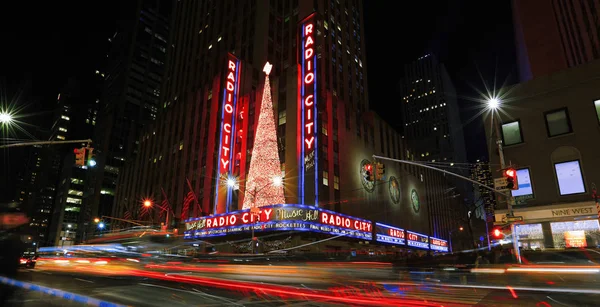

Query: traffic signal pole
<box><xmin>0</xmin><ymin>139</ymin><xmax>92</xmax><ymax>149</ymax></box>
<box><xmin>493</xmin><ymin>117</ymin><xmax>521</xmax><ymax>263</ymax></box>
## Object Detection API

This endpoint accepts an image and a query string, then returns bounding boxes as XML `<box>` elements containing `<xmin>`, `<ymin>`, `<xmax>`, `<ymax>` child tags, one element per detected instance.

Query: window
<box><xmin>66</xmin><ymin>197</ymin><xmax>82</xmax><ymax>204</ymax></box>
<box><xmin>545</xmin><ymin>108</ymin><xmax>572</xmax><ymax>137</ymax></box>
<box><xmin>554</xmin><ymin>160</ymin><xmax>585</xmax><ymax>195</ymax></box>
<box><xmin>323</xmin><ymin>171</ymin><xmax>329</xmax><ymax>186</ymax></box>
<box><xmin>68</xmin><ymin>189</ymin><xmax>83</xmax><ymax>196</ymax></box>
<box><xmin>333</xmin><ymin>176</ymin><xmax>339</xmax><ymax>190</ymax></box>
<box><xmin>278</xmin><ymin>111</ymin><xmax>286</xmax><ymax>125</ymax></box>
<box><xmin>501</xmin><ymin>120</ymin><xmax>523</xmax><ymax>146</ymax></box>
<box><xmin>594</xmin><ymin>99</ymin><xmax>600</xmax><ymax>124</ymax></box>
<box><xmin>511</xmin><ymin>168</ymin><xmax>533</xmax><ymax>197</ymax></box>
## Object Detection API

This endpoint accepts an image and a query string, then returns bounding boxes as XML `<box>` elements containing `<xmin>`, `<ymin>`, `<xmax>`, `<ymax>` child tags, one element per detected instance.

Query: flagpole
<box><xmin>161</xmin><ymin>187</ymin><xmax>171</xmax><ymax>230</ymax></box>
<box><xmin>186</xmin><ymin>178</ymin><xmax>200</xmax><ymax>216</ymax></box>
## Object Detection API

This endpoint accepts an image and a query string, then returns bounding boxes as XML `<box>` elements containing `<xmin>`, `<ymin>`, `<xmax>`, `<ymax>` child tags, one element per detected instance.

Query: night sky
<box><xmin>0</xmin><ymin>0</ymin><xmax>516</xmax><ymax>202</ymax></box>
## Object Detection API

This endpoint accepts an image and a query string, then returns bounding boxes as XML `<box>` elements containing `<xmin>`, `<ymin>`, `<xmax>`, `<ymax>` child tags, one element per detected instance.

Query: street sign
<box><xmin>502</xmin><ymin>215</ymin><xmax>524</xmax><ymax>223</ymax></box>
<box><xmin>494</xmin><ymin>177</ymin><xmax>509</xmax><ymax>191</ymax></box>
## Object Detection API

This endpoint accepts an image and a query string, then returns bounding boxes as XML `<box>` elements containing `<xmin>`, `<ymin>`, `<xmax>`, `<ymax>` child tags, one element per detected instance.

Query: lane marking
<box><xmin>75</xmin><ymin>278</ymin><xmax>94</xmax><ymax>283</ymax></box>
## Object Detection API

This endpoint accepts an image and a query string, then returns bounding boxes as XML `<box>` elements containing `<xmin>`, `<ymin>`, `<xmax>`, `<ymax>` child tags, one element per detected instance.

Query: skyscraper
<box><xmin>90</xmin><ymin>0</ymin><xmax>172</xmax><ymax>228</ymax></box>
<box><xmin>470</xmin><ymin>160</ymin><xmax>495</xmax><ymax>223</ymax></box>
<box><xmin>46</xmin><ymin>75</ymin><xmax>103</xmax><ymax>247</ymax></box>
<box><xmin>513</xmin><ymin>0</ymin><xmax>600</xmax><ymax>81</ymax></box>
<box><xmin>398</xmin><ymin>54</ymin><xmax>467</xmax><ymax>165</ymax></box>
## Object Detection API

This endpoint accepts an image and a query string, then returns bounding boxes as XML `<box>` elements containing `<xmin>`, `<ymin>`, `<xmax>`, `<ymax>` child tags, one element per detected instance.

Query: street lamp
<box><xmin>487</xmin><ymin>97</ymin><xmax>521</xmax><ymax>263</ymax></box>
<box><xmin>449</xmin><ymin>227</ymin><xmax>464</xmax><ymax>253</ymax></box>
<box><xmin>0</xmin><ymin>112</ymin><xmax>13</xmax><ymax>124</ymax></box>
<box><xmin>227</xmin><ymin>178</ymin><xmax>237</xmax><ymax>188</ymax></box>
<box><xmin>487</xmin><ymin>97</ymin><xmax>500</xmax><ymax>110</ymax></box>
<box><xmin>143</xmin><ymin>200</ymin><xmax>152</xmax><ymax>208</ymax></box>
<box><xmin>93</xmin><ymin>218</ymin><xmax>100</xmax><ymax>223</ymax></box>
<box><xmin>98</xmin><ymin>222</ymin><xmax>105</xmax><ymax>229</ymax></box>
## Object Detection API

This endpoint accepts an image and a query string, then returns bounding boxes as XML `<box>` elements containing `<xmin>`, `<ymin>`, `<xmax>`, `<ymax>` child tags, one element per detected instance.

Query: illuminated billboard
<box><xmin>374</xmin><ymin>223</ymin><xmax>405</xmax><ymax>245</ymax></box>
<box><xmin>406</xmin><ymin>230</ymin><xmax>429</xmax><ymax>249</ymax></box>
<box><xmin>215</xmin><ymin>53</ymin><xmax>242</xmax><ymax>214</ymax></box>
<box><xmin>184</xmin><ymin>204</ymin><xmax>372</xmax><ymax>240</ymax></box>
<box><xmin>429</xmin><ymin>237</ymin><xmax>448</xmax><ymax>252</ymax></box>
<box><xmin>298</xmin><ymin>13</ymin><xmax>319</xmax><ymax>206</ymax></box>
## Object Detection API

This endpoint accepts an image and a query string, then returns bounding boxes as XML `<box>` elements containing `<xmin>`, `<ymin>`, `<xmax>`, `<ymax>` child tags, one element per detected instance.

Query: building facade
<box><xmin>513</xmin><ymin>0</ymin><xmax>600</xmax><ymax>82</ymax></box>
<box><xmin>47</xmin><ymin>76</ymin><xmax>103</xmax><ymax>247</ymax></box>
<box><xmin>114</xmin><ymin>0</ymin><xmax>461</xmax><ymax>251</ymax></box>
<box><xmin>89</xmin><ymin>0</ymin><xmax>172</xmax><ymax>230</ymax></box>
<box><xmin>485</xmin><ymin>59</ymin><xmax>600</xmax><ymax>250</ymax></box>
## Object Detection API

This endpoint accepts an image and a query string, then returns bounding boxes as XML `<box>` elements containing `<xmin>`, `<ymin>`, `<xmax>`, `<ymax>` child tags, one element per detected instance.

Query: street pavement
<box><xmin>4</xmin><ymin>266</ymin><xmax>600</xmax><ymax>306</ymax></box>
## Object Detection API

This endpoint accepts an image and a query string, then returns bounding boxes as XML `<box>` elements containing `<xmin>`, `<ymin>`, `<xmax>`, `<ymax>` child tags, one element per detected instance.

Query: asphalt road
<box><xmin>4</xmin><ymin>270</ymin><xmax>347</xmax><ymax>307</ymax></box>
<box><xmin>4</xmin><ymin>268</ymin><xmax>600</xmax><ymax>307</ymax></box>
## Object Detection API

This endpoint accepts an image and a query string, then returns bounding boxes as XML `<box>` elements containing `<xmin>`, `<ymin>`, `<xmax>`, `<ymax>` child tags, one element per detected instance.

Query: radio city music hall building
<box><xmin>114</xmin><ymin>0</ymin><xmax>462</xmax><ymax>254</ymax></box>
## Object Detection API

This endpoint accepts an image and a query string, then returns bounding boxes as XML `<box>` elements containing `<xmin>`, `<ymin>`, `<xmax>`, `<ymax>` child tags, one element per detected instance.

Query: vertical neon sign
<box><xmin>215</xmin><ymin>53</ymin><xmax>241</xmax><ymax>214</ymax></box>
<box><xmin>298</xmin><ymin>13</ymin><xmax>318</xmax><ymax>206</ymax></box>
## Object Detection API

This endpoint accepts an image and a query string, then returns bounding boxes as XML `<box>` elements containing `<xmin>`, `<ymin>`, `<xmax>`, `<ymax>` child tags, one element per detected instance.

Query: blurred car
<box><xmin>19</xmin><ymin>255</ymin><xmax>37</xmax><ymax>268</ymax></box>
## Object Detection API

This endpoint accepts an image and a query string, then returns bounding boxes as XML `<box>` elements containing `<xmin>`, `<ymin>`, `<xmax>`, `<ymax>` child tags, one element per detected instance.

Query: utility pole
<box><xmin>0</xmin><ymin>139</ymin><xmax>92</xmax><ymax>149</ymax></box>
<box><xmin>492</xmin><ymin>118</ymin><xmax>521</xmax><ymax>263</ymax></box>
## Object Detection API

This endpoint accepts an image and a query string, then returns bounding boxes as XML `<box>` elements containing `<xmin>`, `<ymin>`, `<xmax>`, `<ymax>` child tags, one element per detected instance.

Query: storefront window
<box><xmin>516</xmin><ymin>223</ymin><xmax>544</xmax><ymax>250</ymax></box>
<box><xmin>551</xmin><ymin>220</ymin><xmax>600</xmax><ymax>249</ymax></box>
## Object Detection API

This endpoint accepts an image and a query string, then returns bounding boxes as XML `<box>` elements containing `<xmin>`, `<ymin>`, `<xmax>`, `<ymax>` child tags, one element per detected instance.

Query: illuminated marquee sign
<box><xmin>298</xmin><ymin>13</ymin><xmax>319</xmax><ymax>206</ymax></box>
<box><xmin>406</xmin><ymin>230</ymin><xmax>429</xmax><ymax>249</ymax></box>
<box><xmin>429</xmin><ymin>237</ymin><xmax>449</xmax><ymax>252</ymax></box>
<box><xmin>374</xmin><ymin>223</ymin><xmax>405</xmax><ymax>245</ymax></box>
<box><xmin>219</xmin><ymin>54</ymin><xmax>240</xmax><ymax>173</ymax></box>
<box><xmin>215</xmin><ymin>53</ymin><xmax>241</xmax><ymax>214</ymax></box>
<box><xmin>184</xmin><ymin>204</ymin><xmax>372</xmax><ymax>240</ymax></box>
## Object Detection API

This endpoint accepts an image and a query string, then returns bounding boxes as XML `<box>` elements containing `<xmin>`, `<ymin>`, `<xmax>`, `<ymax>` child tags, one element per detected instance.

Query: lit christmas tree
<box><xmin>242</xmin><ymin>62</ymin><xmax>285</xmax><ymax>209</ymax></box>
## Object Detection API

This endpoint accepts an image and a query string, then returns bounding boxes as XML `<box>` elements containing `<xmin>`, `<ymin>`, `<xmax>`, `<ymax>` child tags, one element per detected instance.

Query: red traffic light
<box><xmin>74</xmin><ymin>148</ymin><xmax>79</xmax><ymax>153</ymax></box>
<box><xmin>365</xmin><ymin>164</ymin><xmax>372</xmax><ymax>171</ymax></box>
<box><xmin>504</xmin><ymin>169</ymin><xmax>516</xmax><ymax>178</ymax></box>
<box><xmin>492</xmin><ymin>228</ymin><xmax>504</xmax><ymax>239</ymax></box>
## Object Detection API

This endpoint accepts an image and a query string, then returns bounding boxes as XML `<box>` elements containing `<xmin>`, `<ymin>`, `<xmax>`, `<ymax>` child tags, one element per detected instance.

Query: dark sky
<box><xmin>0</xmin><ymin>0</ymin><xmax>127</xmax><ymax>202</ymax></box>
<box><xmin>364</xmin><ymin>0</ymin><xmax>517</xmax><ymax>162</ymax></box>
<box><xmin>1</xmin><ymin>0</ymin><xmax>516</xmax><ymax>201</ymax></box>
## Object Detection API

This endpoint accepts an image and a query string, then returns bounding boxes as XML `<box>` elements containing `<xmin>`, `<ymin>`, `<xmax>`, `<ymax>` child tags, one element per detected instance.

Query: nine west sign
<box><xmin>497</xmin><ymin>204</ymin><xmax>596</xmax><ymax>222</ymax></box>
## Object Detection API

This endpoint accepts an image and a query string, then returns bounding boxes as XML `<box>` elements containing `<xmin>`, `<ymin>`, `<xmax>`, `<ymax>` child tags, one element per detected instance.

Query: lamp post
<box><xmin>449</xmin><ymin>226</ymin><xmax>463</xmax><ymax>253</ymax></box>
<box><xmin>487</xmin><ymin>97</ymin><xmax>521</xmax><ymax>263</ymax></box>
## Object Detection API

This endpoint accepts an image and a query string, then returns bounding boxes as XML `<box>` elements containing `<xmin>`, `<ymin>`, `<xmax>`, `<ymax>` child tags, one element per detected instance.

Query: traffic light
<box><xmin>492</xmin><ymin>227</ymin><xmax>504</xmax><ymax>239</ymax></box>
<box><xmin>503</xmin><ymin>168</ymin><xmax>519</xmax><ymax>190</ymax></box>
<box><xmin>364</xmin><ymin>163</ymin><xmax>374</xmax><ymax>181</ymax></box>
<box><xmin>74</xmin><ymin>148</ymin><xmax>86</xmax><ymax>166</ymax></box>
<box><xmin>86</xmin><ymin>147</ymin><xmax>96</xmax><ymax>167</ymax></box>
<box><xmin>376</xmin><ymin>162</ymin><xmax>385</xmax><ymax>180</ymax></box>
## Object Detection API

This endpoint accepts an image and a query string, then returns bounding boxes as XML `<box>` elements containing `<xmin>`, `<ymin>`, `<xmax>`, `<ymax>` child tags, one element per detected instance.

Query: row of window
<box><xmin>501</xmin><ymin>105</ymin><xmax>581</xmax><ymax>146</ymax></box>
<box><xmin>512</xmin><ymin>160</ymin><xmax>586</xmax><ymax>199</ymax></box>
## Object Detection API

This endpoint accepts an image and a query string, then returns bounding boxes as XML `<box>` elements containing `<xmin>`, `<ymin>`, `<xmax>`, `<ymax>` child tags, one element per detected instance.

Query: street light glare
<box><xmin>226</xmin><ymin>178</ymin><xmax>236</xmax><ymax>188</ymax></box>
<box><xmin>488</xmin><ymin>98</ymin><xmax>500</xmax><ymax>109</ymax></box>
<box><xmin>143</xmin><ymin>200</ymin><xmax>152</xmax><ymax>207</ymax></box>
<box><xmin>0</xmin><ymin>112</ymin><xmax>13</xmax><ymax>124</ymax></box>
<box><xmin>272</xmin><ymin>176</ymin><xmax>283</xmax><ymax>187</ymax></box>
<box><xmin>98</xmin><ymin>222</ymin><xmax>105</xmax><ymax>229</ymax></box>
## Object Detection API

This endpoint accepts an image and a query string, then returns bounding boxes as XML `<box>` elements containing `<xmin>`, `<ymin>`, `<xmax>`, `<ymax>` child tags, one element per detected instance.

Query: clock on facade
<box><xmin>360</xmin><ymin>159</ymin><xmax>375</xmax><ymax>193</ymax></box>
<box><xmin>388</xmin><ymin>176</ymin><xmax>400</xmax><ymax>204</ymax></box>
<box><xmin>410</xmin><ymin>189</ymin><xmax>420</xmax><ymax>213</ymax></box>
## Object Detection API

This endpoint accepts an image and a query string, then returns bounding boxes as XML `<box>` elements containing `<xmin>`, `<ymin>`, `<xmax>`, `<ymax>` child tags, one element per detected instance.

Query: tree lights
<box><xmin>242</xmin><ymin>62</ymin><xmax>285</xmax><ymax>209</ymax></box>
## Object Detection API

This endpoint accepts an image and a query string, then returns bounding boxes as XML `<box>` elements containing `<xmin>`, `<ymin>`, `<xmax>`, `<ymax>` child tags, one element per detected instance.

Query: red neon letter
<box><xmin>228</xmin><ymin>60</ymin><xmax>236</xmax><ymax>70</ymax></box>
<box><xmin>304</xmin><ymin>73</ymin><xmax>314</xmax><ymax>84</ymax></box>
<box><xmin>305</xmin><ymin>137</ymin><xmax>314</xmax><ymax>149</ymax></box>
<box><xmin>304</xmin><ymin>24</ymin><xmax>313</xmax><ymax>35</ymax></box>
<box><xmin>304</xmin><ymin>95</ymin><xmax>314</xmax><ymax>107</ymax></box>
<box><xmin>224</xmin><ymin>123</ymin><xmax>231</xmax><ymax>133</ymax></box>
